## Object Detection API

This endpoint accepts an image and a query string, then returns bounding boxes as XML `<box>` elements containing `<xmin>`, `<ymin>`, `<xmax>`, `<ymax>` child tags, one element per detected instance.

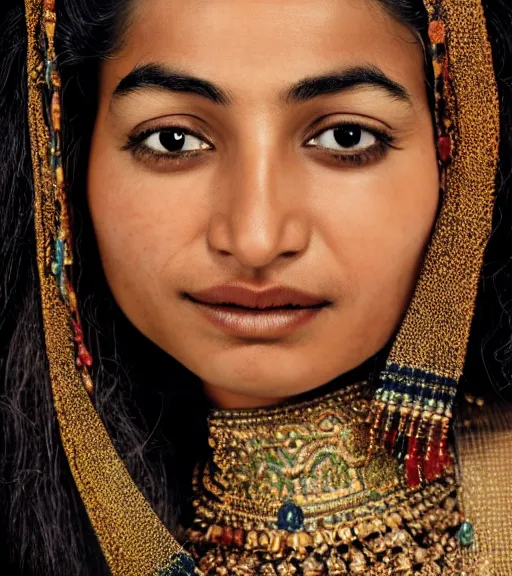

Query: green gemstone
<box><xmin>457</xmin><ymin>521</ymin><xmax>474</xmax><ymax>547</ymax></box>
<box><xmin>369</xmin><ymin>490</ymin><xmax>381</xmax><ymax>501</ymax></box>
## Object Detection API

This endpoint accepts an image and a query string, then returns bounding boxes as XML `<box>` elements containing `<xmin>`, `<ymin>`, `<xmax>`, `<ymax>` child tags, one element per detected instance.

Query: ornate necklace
<box><xmin>184</xmin><ymin>382</ymin><xmax>490</xmax><ymax>575</ymax></box>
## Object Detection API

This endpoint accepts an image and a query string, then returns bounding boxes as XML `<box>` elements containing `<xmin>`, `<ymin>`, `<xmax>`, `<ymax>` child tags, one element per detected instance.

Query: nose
<box><xmin>207</xmin><ymin>141</ymin><xmax>311</xmax><ymax>271</ymax></box>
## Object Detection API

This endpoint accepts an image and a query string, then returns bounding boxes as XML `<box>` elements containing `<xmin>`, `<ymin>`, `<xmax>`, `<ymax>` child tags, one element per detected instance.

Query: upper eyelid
<box><xmin>134</xmin><ymin>126</ymin><xmax>212</xmax><ymax>144</ymax></box>
<box><xmin>306</xmin><ymin>122</ymin><xmax>389</xmax><ymax>143</ymax></box>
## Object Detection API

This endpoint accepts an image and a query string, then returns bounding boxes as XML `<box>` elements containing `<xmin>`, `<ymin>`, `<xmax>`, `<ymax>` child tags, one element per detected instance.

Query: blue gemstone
<box><xmin>277</xmin><ymin>500</ymin><xmax>304</xmax><ymax>532</ymax></box>
<box><xmin>457</xmin><ymin>521</ymin><xmax>474</xmax><ymax>547</ymax></box>
<box><xmin>157</xmin><ymin>552</ymin><xmax>197</xmax><ymax>576</ymax></box>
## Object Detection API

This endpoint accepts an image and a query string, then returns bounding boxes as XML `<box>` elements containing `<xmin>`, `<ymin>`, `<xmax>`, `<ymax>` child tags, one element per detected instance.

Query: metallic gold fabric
<box><xmin>185</xmin><ymin>383</ymin><xmax>490</xmax><ymax>575</ymax></box>
<box><xmin>387</xmin><ymin>0</ymin><xmax>500</xmax><ymax>379</ymax></box>
<box><xmin>25</xmin><ymin>1</ymin><xmax>190</xmax><ymax>574</ymax></box>
<box><xmin>369</xmin><ymin>0</ymin><xmax>501</xmax><ymax>489</ymax></box>
<box><xmin>455</xmin><ymin>400</ymin><xmax>512</xmax><ymax>575</ymax></box>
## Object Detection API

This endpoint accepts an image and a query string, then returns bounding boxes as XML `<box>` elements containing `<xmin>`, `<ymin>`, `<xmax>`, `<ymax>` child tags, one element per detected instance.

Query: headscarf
<box><xmin>23</xmin><ymin>0</ymin><xmax>500</xmax><ymax>574</ymax></box>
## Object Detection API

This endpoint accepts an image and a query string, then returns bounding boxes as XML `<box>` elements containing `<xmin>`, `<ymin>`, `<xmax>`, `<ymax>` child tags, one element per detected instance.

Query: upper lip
<box><xmin>186</xmin><ymin>284</ymin><xmax>330</xmax><ymax>309</ymax></box>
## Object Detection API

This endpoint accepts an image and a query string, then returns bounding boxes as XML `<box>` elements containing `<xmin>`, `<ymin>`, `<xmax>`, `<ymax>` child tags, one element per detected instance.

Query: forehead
<box><xmin>104</xmin><ymin>0</ymin><xmax>425</xmax><ymax>102</ymax></box>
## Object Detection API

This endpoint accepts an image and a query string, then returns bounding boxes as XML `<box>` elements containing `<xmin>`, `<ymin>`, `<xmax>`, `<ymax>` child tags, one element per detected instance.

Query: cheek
<box><xmin>336</xmin><ymin>148</ymin><xmax>439</xmax><ymax>320</ymax></box>
<box><xmin>86</xmin><ymin>132</ymin><xmax>205</xmax><ymax>328</ymax></box>
<box><xmin>306</xmin><ymin>143</ymin><xmax>439</xmax><ymax>336</ymax></box>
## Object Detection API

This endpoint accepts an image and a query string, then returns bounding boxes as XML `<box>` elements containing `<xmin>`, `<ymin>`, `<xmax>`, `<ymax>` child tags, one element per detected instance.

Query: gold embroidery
<box><xmin>456</xmin><ymin>401</ymin><xmax>512</xmax><ymax>575</ymax></box>
<box><xmin>25</xmin><ymin>1</ymin><xmax>190</xmax><ymax>574</ymax></box>
<box><xmin>185</xmin><ymin>384</ymin><xmax>489</xmax><ymax>575</ymax></box>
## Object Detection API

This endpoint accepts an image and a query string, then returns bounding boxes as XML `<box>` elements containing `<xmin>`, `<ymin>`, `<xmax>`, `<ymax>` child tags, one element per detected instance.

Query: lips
<box><xmin>185</xmin><ymin>284</ymin><xmax>330</xmax><ymax>310</ymax></box>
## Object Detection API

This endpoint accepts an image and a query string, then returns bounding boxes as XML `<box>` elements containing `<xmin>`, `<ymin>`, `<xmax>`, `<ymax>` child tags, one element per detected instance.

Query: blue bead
<box><xmin>157</xmin><ymin>552</ymin><xmax>197</xmax><ymax>576</ymax></box>
<box><xmin>457</xmin><ymin>521</ymin><xmax>474</xmax><ymax>547</ymax></box>
<box><xmin>277</xmin><ymin>500</ymin><xmax>304</xmax><ymax>532</ymax></box>
<box><xmin>45</xmin><ymin>59</ymin><xmax>55</xmax><ymax>89</ymax></box>
<box><xmin>54</xmin><ymin>237</ymin><xmax>64</xmax><ymax>267</ymax></box>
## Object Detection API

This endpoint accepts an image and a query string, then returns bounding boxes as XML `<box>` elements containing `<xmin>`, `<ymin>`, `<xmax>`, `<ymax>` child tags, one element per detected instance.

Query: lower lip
<box><xmin>189</xmin><ymin>300</ymin><xmax>328</xmax><ymax>338</ymax></box>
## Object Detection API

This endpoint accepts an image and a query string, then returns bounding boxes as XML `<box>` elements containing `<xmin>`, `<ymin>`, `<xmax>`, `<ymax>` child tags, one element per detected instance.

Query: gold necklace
<box><xmin>184</xmin><ymin>382</ymin><xmax>490</xmax><ymax>575</ymax></box>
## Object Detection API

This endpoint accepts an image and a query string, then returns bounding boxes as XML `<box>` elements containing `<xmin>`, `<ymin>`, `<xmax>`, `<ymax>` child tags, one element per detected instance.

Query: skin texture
<box><xmin>88</xmin><ymin>0</ymin><xmax>439</xmax><ymax>408</ymax></box>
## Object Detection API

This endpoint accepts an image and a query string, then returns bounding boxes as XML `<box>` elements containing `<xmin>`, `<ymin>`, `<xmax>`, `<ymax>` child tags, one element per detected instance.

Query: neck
<box><xmin>201</xmin><ymin>357</ymin><xmax>379</xmax><ymax>409</ymax></box>
<box><xmin>202</xmin><ymin>384</ymin><xmax>288</xmax><ymax>409</ymax></box>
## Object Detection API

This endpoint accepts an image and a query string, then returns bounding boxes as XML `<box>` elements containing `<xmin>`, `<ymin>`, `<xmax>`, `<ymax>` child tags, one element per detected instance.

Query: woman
<box><xmin>1</xmin><ymin>0</ymin><xmax>511</xmax><ymax>574</ymax></box>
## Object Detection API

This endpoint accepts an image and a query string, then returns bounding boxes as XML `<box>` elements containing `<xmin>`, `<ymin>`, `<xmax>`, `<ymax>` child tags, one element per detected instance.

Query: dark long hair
<box><xmin>0</xmin><ymin>0</ymin><xmax>511</xmax><ymax>574</ymax></box>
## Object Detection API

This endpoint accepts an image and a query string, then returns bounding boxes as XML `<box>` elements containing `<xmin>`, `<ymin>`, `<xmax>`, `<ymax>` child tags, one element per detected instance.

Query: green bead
<box><xmin>457</xmin><ymin>521</ymin><xmax>474</xmax><ymax>547</ymax></box>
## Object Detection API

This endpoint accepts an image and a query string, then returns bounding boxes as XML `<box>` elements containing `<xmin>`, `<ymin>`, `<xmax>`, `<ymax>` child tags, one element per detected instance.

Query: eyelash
<box><xmin>123</xmin><ymin>123</ymin><xmax>396</xmax><ymax>167</ymax></box>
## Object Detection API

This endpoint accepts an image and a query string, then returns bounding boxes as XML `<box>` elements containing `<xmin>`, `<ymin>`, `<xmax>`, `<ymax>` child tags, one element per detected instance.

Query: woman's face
<box><xmin>88</xmin><ymin>0</ymin><xmax>439</xmax><ymax>408</ymax></box>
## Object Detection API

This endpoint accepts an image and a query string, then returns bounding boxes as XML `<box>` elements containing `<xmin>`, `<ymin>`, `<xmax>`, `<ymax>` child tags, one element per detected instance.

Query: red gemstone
<box><xmin>438</xmin><ymin>136</ymin><xmax>452</xmax><ymax>161</ymax></box>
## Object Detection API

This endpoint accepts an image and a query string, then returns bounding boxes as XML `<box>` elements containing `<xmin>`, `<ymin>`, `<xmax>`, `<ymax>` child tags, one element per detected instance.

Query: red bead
<box><xmin>77</xmin><ymin>343</ymin><xmax>93</xmax><ymax>367</ymax></box>
<box><xmin>405</xmin><ymin>437</ymin><xmax>421</xmax><ymax>488</ymax></box>
<box><xmin>384</xmin><ymin>429</ymin><xmax>397</xmax><ymax>452</ymax></box>
<box><xmin>437</xmin><ymin>439</ymin><xmax>451</xmax><ymax>475</ymax></box>
<box><xmin>428</xmin><ymin>20</ymin><xmax>446</xmax><ymax>44</ymax></box>
<box><xmin>72</xmin><ymin>319</ymin><xmax>83</xmax><ymax>343</ymax></box>
<box><xmin>423</xmin><ymin>457</ymin><xmax>436</xmax><ymax>482</ymax></box>
<box><xmin>438</xmin><ymin>136</ymin><xmax>452</xmax><ymax>161</ymax></box>
<box><xmin>233</xmin><ymin>528</ymin><xmax>244</xmax><ymax>548</ymax></box>
<box><xmin>222</xmin><ymin>527</ymin><xmax>234</xmax><ymax>546</ymax></box>
<box><xmin>422</xmin><ymin>441</ymin><xmax>439</xmax><ymax>483</ymax></box>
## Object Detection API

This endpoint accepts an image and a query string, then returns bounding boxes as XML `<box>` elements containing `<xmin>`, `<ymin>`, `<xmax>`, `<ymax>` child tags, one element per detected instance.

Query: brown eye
<box><xmin>142</xmin><ymin>129</ymin><xmax>211</xmax><ymax>154</ymax></box>
<box><xmin>306</xmin><ymin>124</ymin><xmax>378</xmax><ymax>152</ymax></box>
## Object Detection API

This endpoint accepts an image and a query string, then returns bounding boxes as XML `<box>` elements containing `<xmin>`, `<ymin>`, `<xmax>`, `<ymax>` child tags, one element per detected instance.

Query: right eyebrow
<box><xmin>112</xmin><ymin>63</ymin><xmax>233</xmax><ymax>105</ymax></box>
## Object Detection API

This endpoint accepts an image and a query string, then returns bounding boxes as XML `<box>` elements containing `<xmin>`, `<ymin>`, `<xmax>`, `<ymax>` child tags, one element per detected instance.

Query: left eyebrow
<box><xmin>112</xmin><ymin>62</ymin><xmax>412</xmax><ymax>107</ymax></box>
<box><xmin>284</xmin><ymin>65</ymin><xmax>412</xmax><ymax>105</ymax></box>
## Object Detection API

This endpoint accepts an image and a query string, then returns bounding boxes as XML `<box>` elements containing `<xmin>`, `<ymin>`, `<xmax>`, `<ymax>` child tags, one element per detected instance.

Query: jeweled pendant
<box><xmin>277</xmin><ymin>500</ymin><xmax>304</xmax><ymax>532</ymax></box>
